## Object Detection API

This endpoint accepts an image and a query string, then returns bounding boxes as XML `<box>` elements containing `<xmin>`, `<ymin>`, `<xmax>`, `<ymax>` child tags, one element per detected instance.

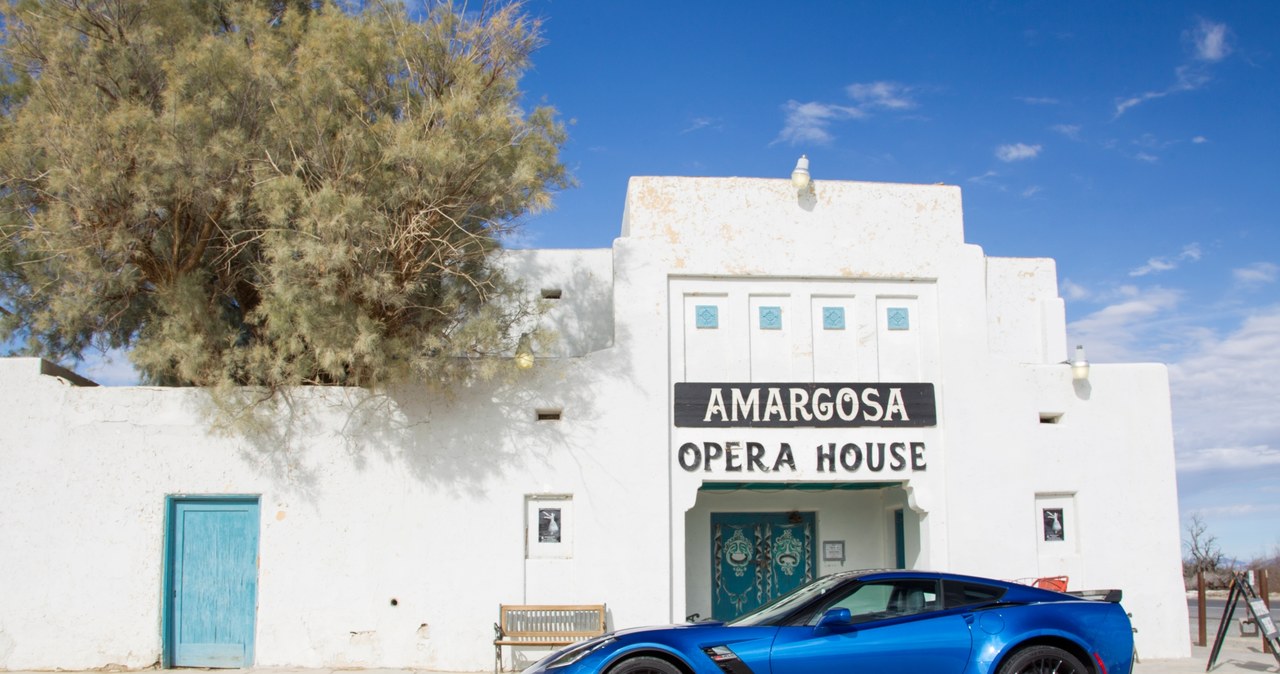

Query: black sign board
<box><xmin>674</xmin><ymin>382</ymin><xmax>936</xmax><ymax>428</ymax></box>
<box><xmin>1207</xmin><ymin>571</ymin><xmax>1280</xmax><ymax>670</ymax></box>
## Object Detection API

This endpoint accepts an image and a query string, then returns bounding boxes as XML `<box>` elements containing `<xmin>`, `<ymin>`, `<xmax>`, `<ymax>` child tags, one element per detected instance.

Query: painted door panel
<box><xmin>769</xmin><ymin>613</ymin><xmax>973</xmax><ymax>674</ymax></box>
<box><xmin>170</xmin><ymin>499</ymin><xmax>260</xmax><ymax>668</ymax></box>
<box><xmin>711</xmin><ymin>512</ymin><xmax>816</xmax><ymax>621</ymax></box>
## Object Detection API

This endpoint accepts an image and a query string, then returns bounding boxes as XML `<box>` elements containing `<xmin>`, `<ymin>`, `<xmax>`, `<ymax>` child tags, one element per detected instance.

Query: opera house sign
<box><xmin>673</xmin><ymin>383</ymin><xmax>936</xmax><ymax>475</ymax></box>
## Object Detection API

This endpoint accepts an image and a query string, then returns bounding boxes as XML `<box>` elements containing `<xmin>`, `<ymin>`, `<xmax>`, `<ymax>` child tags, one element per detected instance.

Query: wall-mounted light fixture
<box><xmin>791</xmin><ymin>155</ymin><xmax>814</xmax><ymax>196</ymax></box>
<box><xmin>1070</xmin><ymin>344</ymin><xmax>1089</xmax><ymax>382</ymax></box>
<box><xmin>514</xmin><ymin>333</ymin><xmax>535</xmax><ymax>370</ymax></box>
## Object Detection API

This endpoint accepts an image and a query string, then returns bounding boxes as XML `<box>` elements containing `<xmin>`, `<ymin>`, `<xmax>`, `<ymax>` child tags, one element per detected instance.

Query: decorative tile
<box><xmin>822</xmin><ymin>307</ymin><xmax>846</xmax><ymax>330</ymax></box>
<box><xmin>886</xmin><ymin>307</ymin><xmax>910</xmax><ymax>331</ymax></box>
<box><xmin>695</xmin><ymin>305</ymin><xmax>718</xmax><ymax>329</ymax></box>
<box><xmin>758</xmin><ymin>306</ymin><xmax>782</xmax><ymax>330</ymax></box>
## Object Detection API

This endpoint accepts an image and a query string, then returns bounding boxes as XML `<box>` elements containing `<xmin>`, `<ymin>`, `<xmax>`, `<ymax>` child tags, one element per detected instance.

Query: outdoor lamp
<box><xmin>1070</xmin><ymin>345</ymin><xmax>1090</xmax><ymax>381</ymax></box>
<box><xmin>514</xmin><ymin>333</ymin><xmax>535</xmax><ymax>370</ymax></box>
<box><xmin>791</xmin><ymin>155</ymin><xmax>813</xmax><ymax>195</ymax></box>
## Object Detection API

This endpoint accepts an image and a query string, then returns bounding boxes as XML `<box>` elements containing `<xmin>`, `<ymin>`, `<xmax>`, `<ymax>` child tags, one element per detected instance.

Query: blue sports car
<box><xmin>522</xmin><ymin>570</ymin><xmax>1133</xmax><ymax>674</ymax></box>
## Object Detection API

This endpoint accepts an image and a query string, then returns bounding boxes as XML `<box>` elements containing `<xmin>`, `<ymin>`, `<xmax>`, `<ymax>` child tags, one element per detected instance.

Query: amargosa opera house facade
<box><xmin>0</xmin><ymin>175</ymin><xmax>1189</xmax><ymax>671</ymax></box>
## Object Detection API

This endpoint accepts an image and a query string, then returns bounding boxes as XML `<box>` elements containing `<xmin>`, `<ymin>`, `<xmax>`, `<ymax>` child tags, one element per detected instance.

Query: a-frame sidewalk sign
<box><xmin>1207</xmin><ymin>570</ymin><xmax>1280</xmax><ymax>671</ymax></box>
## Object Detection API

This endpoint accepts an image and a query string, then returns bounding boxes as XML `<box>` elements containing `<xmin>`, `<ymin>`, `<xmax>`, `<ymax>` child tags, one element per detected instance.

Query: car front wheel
<box><xmin>997</xmin><ymin>645</ymin><xmax>1089</xmax><ymax>674</ymax></box>
<box><xmin>606</xmin><ymin>655</ymin><xmax>682</xmax><ymax>674</ymax></box>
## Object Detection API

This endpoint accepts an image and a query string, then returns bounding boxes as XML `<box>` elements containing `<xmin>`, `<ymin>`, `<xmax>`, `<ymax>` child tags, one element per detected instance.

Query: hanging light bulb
<box><xmin>514</xmin><ymin>333</ymin><xmax>535</xmax><ymax>370</ymax></box>
<box><xmin>791</xmin><ymin>155</ymin><xmax>812</xmax><ymax>193</ymax></box>
<box><xmin>1070</xmin><ymin>345</ymin><xmax>1090</xmax><ymax>382</ymax></box>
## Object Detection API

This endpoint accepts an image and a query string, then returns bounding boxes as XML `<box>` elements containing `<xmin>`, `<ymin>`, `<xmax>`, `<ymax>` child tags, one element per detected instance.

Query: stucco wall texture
<box><xmin>0</xmin><ymin>176</ymin><xmax>1188</xmax><ymax>671</ymax></box>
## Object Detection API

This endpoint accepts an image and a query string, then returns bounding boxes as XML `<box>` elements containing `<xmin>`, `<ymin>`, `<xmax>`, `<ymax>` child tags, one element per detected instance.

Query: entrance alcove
<box><xmin>682</xmin><ymin>482</ymin><xmax>917</xmax><ymax>623</ymax></box>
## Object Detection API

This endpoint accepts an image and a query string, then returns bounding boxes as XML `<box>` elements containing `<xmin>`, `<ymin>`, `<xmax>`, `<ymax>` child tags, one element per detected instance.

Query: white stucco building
<box><xmin>0</xmin><ymin>175</ymin><xmax>1189</xmax><ymax>672</ymax></box>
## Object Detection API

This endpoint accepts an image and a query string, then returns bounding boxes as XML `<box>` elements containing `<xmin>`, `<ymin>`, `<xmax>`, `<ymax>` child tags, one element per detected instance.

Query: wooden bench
<box><xmin>493</xmin><ymin>604</ymin><xmax>607</xmax><ymax>673</ymax></box>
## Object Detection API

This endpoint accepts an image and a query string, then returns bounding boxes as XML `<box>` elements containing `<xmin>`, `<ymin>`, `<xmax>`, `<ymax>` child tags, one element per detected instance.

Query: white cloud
<box><xmin>1051</xmin><ymin>124</ymin><xmax>1082</xmax><ymax>140</ymax></box>
<box><xmin>1017</xmin><ymin>96</ymin><xmax>1059</xmax><ymax>105</ymax></box>
<box><xmin>776</xmin><ymin>81</ymin><xmax>924</xmax><ymax>145</ymax></box>
<box><xmin>1021</xmin><ymin>185</ymin><xmax>1042</xmax><ymax>198</ymax></box>
<box><xmin>681</xmin><ymin>117</ymin><xmax>721</xmax><ymax>134</ymax></box>
<box><xmin>995</xmin><ymin>143</ymin><xmax>1042</xmax><ymax>162</ymax></box>
<box><xmin>1187</xmin><ymin>501</ymin><xmax>1280</xmax><ymax>516</ymax></box>
<box><xmin>1134</xmin><ymin>151</ymin><xmax>1159</xmax><ymax>163</ymax></box>
<box><xmin>1114</xmin><ymin>20</ymin><xmax>1230</xmax><ymax>117</ymax></box>
<box><xmin>1128</xmin><ymin>243</ymin><xmax>1201</xmax><ymax>276</ymax></box>
<box><xmin>1189</xmin><ymin>19</ymin><xmax>1231</xmax><ymax>62</ymax></box>
<box><xmin>1233</xmin><ymin>262</ymin><xmax>1278</xmax><ymax>286</ymax></box>
<box><xmin>774</xmin><ymin>100</ymin><xmax>864</xmax><ymax>146</ymax></box>
<box><xmin>1067</xmin><ymin>285</ymin><xmax>1183</xmax><ymax>361</ymax></box>
<box><xmin>1130</xmin><ymin>258</ymin><xmax>1175</xmax><ymax>276</ymax></box>
<box><xmin>1061</xmin><ymin>279</ymin><xmax>1090</xmax><ymax>301</ymax></box>
<box><xmin>1168</xmin><ymin>307</ymin><xmax>1280</xmax><ymax>456</ymax></box>
<box><xmin>845</xmin><ymin>81</ymin><xmax>917</xmax><ymax>110</ymax></box>
<box><xmin>1192</xmin><ymin>136</ymin><xmax>1209</xmax><ymax>144</ymax></box>
<box><xmin>1178</xmin><ymin>446</ymin><xmax>1280</xmax><ymax>473</ymax></box>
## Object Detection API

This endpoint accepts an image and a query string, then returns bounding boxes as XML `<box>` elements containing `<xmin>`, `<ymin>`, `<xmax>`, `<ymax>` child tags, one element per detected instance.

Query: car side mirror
<box><xmin>816</xmin><ymin>608</ymin><xmax>853</xmax><ymax>629</ymax></box>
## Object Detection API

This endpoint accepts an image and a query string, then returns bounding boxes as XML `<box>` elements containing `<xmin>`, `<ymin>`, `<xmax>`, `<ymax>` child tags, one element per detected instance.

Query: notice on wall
<box><xmin>538</xmin><ymin>508</ymin><xmax>562</xmax><ymax>543</ymax></box>
<box><xmin>1043</xmin><ymin>509</ymin><xmax>1065</xmax><ymax>541</ymax></box>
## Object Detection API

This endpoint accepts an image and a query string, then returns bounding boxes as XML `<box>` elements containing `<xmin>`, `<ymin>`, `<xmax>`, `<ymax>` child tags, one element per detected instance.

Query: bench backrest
<box><xmin>499</xmin><ymin>604</ymin><xmax>606</xmax><ymax>642</ymax></box>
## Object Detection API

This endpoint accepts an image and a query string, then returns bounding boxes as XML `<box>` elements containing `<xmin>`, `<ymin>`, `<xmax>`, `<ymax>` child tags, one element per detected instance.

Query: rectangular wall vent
<box><xmin>541</xmin><ymin>288</ymin><xmax>563</xmax><ymax>300</ymax></box>
<box><xmin>536</xmin><ymin>409</ymin><xmax>562</xmax><ymax>421</ymax></box>
<box><xmin>1039</xmin><ymin>412</ymin><xmax>1063</xmax><ymax>424</ymax></box>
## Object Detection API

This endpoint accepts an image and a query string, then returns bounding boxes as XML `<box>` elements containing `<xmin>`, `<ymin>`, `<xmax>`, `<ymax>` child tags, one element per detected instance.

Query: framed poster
<box><xmin>538</xmin><ymin>508</ymin><xmax>562</xmax><ymax>543</ymax></box>
<box><xmin>1042</xmin><ymin>508</ymin><xmax>1065</xmax><ymax>541</ymax></box>
<box><xmin>527</xmin><ymin>495</ymin><xmax>573</xmax><ymax>559</ymax></box>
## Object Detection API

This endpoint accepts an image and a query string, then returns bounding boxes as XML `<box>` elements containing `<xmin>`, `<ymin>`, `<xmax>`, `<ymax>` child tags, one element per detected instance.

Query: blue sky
<box><xmin>77</xmin><ymin>2</ymin><xmax>1279</xmax><ymax>560</ymax></box>
<box><xmin>509</xmin><ymin>0</ymin><xmax>1280</xmax><ymax>562</ymax></box>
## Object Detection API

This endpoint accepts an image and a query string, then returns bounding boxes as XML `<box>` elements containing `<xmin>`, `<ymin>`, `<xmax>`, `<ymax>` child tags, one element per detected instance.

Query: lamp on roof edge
<box><xmin>514</xmin><ymin>333</ymin><xmax>535</xmax><ymax>370</ymax></box>
<box><xmin>791</xmin><ymin>155</ymin><xmax>813</xmax><ymax>195</ymax></box>
<box><xmin>1070</xmin><ymin>345</ymin><xmax>1089</xmax><ymax>382</ymax></box>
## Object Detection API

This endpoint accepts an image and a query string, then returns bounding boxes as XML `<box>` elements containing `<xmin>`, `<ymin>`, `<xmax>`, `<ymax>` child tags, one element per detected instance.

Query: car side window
<box><xmin>942</xmin><ymin>580</ymin><xmax>1006</xmax><ymax>609</ymax></box>
<box><xmin>807</xmin><ymin>579</ymin><xmax>941</xmax><ymax>625</ymax></box>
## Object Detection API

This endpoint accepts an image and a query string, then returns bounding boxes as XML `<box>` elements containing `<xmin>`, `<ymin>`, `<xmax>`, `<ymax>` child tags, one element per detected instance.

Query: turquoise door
<box><xmin>710</xmin><ymin>512</ymin><xmax>817</xmax><ymax>621</ymax></box>
<box><xmin>166</xmin><ymin>498</ymin><xmax>260</xmax><ymax>668</ymax></box>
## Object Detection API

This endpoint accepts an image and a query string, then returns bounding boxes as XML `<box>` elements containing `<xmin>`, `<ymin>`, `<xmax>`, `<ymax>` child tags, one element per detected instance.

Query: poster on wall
<box><xmin>1042</xmin><ymin>508</ymin><xmax>1065</xmax><ymax>541</ymax></box>
<box><xmin>539</xmin><ymin>508</ymin><xmax>562</xmax><ymax>543</ymax></box>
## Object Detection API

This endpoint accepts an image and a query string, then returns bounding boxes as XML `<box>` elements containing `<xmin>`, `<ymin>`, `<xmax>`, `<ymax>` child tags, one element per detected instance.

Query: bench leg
<box><xmin>495</xmin><ymin>643</ymin><xmax>501</xmax><ymax>674</ymax></box>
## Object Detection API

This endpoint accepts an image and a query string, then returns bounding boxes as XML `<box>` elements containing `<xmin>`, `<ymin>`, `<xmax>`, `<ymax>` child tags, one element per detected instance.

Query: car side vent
<box><xmin>702</xmin><ymin>646</ymin><xmax>753</xmax><ymax>674</ymax></box>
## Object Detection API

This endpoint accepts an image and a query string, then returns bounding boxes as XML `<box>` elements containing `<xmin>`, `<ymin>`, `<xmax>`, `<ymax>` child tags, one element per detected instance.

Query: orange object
<box><xmin>1033</xmin><ymin>576</ymin><xmax>1069</xmax><ymax>592</ymax></box>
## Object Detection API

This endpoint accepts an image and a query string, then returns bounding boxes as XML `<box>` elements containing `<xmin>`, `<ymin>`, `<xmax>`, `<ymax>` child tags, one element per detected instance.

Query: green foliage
<box><xmin>0</xmin><ymin>0</ymin><xmax>567</xmax><ymax>389</ymax></box>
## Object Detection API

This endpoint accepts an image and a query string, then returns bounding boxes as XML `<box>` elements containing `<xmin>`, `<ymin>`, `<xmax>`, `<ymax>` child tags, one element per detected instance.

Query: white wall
<box><xmin>0</xmin><ymin>175</ymin><xmax>1189</xmax><ymax>670</ymax></box>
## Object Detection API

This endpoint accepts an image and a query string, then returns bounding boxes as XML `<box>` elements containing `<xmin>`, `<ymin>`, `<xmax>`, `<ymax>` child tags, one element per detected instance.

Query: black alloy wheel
<box><xmin>997</xmin><ymin>645</ymin><xmax>1090</xmax><ymax>674</ymax></box>
<box><xmin>607</xmin><ymin>655</ymin><xmax>683</xmax><ymax>674</ymax></box>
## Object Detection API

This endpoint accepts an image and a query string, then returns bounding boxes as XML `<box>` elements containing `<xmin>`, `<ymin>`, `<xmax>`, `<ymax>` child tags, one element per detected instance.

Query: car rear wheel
<box><xmin>997</xmin><ymin>645</ymin><xmax>1089</xmax><ymax>674</ymax></box>
<box><xmin>606</xmin><ymin>655</ymin><xmax>682</xmax><ymax>674</ymax></box>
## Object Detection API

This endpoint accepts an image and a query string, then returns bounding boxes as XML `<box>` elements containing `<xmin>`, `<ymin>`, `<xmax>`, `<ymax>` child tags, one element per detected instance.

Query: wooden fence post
<box><xmin>1198</xmin><ymin>569</ymin><xmax>1207</xmax><ymax>647</ymax></box>
<box><xmin>1261</xmin><ymin>568</ymin><xmax>1272</xmax><ymax>655</ymax></box>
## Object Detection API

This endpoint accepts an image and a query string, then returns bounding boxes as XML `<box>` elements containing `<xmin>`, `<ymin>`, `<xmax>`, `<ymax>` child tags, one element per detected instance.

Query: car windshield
<box><xmin>727</xmin><ymin>574</ymin><xmax>850</xmax><ymax>627</ymax></box>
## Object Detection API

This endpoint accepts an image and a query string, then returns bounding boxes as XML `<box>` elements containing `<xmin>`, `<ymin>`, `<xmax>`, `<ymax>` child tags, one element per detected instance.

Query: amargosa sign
<box><xmin>674</xmin><ymin>382</ymin><xmax>936</xmax><ymax>428</ymax></box>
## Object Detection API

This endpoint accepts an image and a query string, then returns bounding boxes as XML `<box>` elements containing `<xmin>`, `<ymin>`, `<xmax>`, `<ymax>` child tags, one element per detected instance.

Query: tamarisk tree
<box><xmin>0</xmin><ymin>0</ymin><xmax>567</xmax><ymax>388</ymax></box>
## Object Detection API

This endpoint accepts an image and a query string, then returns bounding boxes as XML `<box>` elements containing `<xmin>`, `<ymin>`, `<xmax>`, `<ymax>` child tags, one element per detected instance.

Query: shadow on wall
<box><xmin>194</xmin><ymin>254</ymin><xmax>636</xmax><ymax>501</ymax></box>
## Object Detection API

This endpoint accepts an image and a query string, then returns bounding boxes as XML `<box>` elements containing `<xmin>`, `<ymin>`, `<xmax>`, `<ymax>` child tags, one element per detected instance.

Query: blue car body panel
<box><xmin>521</xmin><ymin>570</ymin><xmax>1134</xmax><ymax>674</ymax></box>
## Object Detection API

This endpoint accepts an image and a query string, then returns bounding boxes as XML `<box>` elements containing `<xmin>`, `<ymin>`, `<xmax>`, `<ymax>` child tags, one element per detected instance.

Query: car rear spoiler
<box><xmin>1066</xmin><ymin>589</ymin><xmax>1123</xmax><ymax>603</ymax></box>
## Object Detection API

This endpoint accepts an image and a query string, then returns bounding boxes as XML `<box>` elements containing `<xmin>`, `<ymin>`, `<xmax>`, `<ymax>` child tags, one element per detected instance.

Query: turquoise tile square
<box><xmin>759</xmin><ymin>306</ymin><xmax>782</xmax><ymax>330</ymax></box>
<box><xmin>695</xmin><ymin>305</ymin><xmax>718</xmax><ymax>329</ymax></box>
<box><xmin>887</xmin><ymin>307</ymin><xmax>910</xmax><ymax>331</ymax></box>
<box><xmin>822</xmin><ymin>306</ymin><xmax>846</xmax><ymax>330</ymax></box>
